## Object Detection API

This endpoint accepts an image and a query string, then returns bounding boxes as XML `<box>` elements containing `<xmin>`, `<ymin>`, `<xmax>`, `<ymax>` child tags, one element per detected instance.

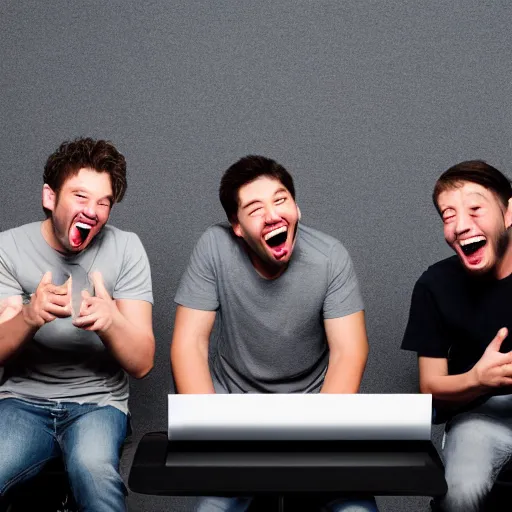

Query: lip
<box><xmin>74</xmin><ymin>216</ymin><xmax>97</xmax><ymax>228</ymax></box>
<box><xmin>262</xmin><ymin>222</ymin><xmax>288</xmax><ymax>238</ymax></box>
<box><xmin>457</xmin><ymin>243</ymin><xmax>486</xmax><ymax>267</ymax></box>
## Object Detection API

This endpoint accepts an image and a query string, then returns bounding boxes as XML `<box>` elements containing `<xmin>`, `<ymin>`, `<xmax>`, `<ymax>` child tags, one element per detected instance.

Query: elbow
<box><xmin>132</xmin><ymin>335</ymin><xmax>155</xmax><ymax>379</ymax></box>
<box><xmin>132</xmin><ymin>361</ymin><xmax>154</xmax><ymax>379</ymax></box>
<box><xmin>419</xmin><ymin>377</ymin><xmax>435</xmax><ymax>395</ymax></box>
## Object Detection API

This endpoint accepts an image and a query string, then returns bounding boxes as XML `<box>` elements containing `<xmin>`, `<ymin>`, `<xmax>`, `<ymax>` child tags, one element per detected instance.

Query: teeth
<box><xmin>264</xmin><ymin>226</ymin><xmax>287</xmax><ymax>241</ymax></box>
<box><xmin>460</xmin><ymin>236</ymin><xmax>485</xmax><ymax>246</ymax></box>
<box><xmin>75</xmin><ymin>222</ymin><xmax>92</xmax><ymax>230</ymax></box>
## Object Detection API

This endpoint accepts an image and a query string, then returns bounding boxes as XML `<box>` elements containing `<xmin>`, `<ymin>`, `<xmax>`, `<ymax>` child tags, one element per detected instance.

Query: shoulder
<box><xmin>97</xmin><ymin>224</ymin><xmax>145</xmax><ymax>249</ymax></box>
<box><xmin>296</xmin><ymin>224</ymin><xmax>351</xmax><ymax>263</ymax></box>
<box><xmin>0</xmin><ymin>222</ymin><xmax>40</xmax><ymax>253</ymax></box>
<box><xmin>416</xmin><ymin>255</ymin><xmax>463</xmax><ymax>288</ymax></box>
<box><xmin>196</xmin><ymin>222</ymin><xmax>238</xmax><ymax>251</ymax></box>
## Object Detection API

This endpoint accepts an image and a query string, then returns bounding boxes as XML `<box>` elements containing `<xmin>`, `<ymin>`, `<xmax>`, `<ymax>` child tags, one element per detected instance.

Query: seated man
<box><xmin>0</xmin><ymin>138</ymin><xmax>155</xmax><ymax>512</ymax></box>
<box><xmin>402</xmin><ymin>160</ymin><xmax>512</xmax><ymax>512</ymax></box>
<box><xmin>171</xmin><ymin>155</ymin><xmax>378</xmax><ymax>512</ymax></box>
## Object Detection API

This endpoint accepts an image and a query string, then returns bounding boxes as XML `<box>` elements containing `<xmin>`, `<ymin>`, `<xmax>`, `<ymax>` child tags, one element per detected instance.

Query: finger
<box><xmin>45</xmin><ymin>303</ymin><xmax>72</xmax><ymax>318</ymax></box>
<box><xmin>48</xmin><ymin>292</ymin><xmax>71</xmax><ymax>307</ymax></box>
<box><xmin>52</xmin><ymin>281</ymin><xmax>70</xmax><ymax>295</ymax></box>
<box><xmin>41</xmin><ymin>311</ymin><xmax>56</xmax><ymax>323</ymax></box>
<box><xmin>90</xmin><ymin>271</ymin><xmax>110</xmax><ymax>300</ymax></box>
<box><xmin>39</xmin><ymin>271</ymin><xmax>53</xmax><ymax>287</ymax></box>
<box><xmin>489</xmin><ymin>328</ymin><xmax>508</xmax><ymax>352</ymax></box>
<box><xmin>72</xmin><ymin>312</ymin><xmax>98</xmax><ymax>328</ymax></box>
<box><xmin>501</xmin><ymin>363</ymin><xmax>512</xmax><ymax>376</ymax></box>
<box><xmin>82</xmin><ymin>289</ymin><xmax>91</xmax><ymax>299</ymax></box>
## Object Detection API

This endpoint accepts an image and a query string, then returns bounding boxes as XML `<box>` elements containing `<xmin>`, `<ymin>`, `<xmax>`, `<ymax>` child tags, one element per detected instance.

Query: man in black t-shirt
<box><xmin>402</xmin><ymin>160</ymin><xmax>512</xmax><ymax>512</ymax></box>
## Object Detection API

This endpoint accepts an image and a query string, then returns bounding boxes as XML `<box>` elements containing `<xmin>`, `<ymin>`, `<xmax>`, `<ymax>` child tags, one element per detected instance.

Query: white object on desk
<box><xmin>167</xmin><ymin>393</ymin><xmax>432</xmax><ymax>441</ymax></box>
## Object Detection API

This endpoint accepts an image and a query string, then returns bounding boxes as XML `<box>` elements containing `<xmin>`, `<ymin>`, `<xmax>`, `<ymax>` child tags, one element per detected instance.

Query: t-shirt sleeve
<box><xmin>113</xmin><ymin>232</ymin><xmax>153</xmax><ymax>304</ymax></box>
<box><xmin>323</xmin><ymin>241</ymin><xmax>364</xmax><ymax>319</ymax></box>
<box><xmin>0</xmin><ymin>243</ymin><xmax>23</xmax><ymax>300</ymax></box>
<box><xmin>401</xmin><ymin>278</ymin><xmax>450</xmax><ymax>358</ymax></box>
<box><xmin>174</xmin><ymin>229</ymin><xmax>219</xmax><ymax>311</ymax></box>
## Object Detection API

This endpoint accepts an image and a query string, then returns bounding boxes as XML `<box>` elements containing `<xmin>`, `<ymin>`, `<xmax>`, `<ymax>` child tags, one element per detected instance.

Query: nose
<box><xmin>454</xmin><ymin>211</ymin><xmax>471</xmax><ymax>237</ymax></box>
<box><xmin>82</xmin><ymin>203</ymin><xmax>98</xmax><ymax>220</ymax></box>
<box><xmin>264</xmin><ymin>205</ymin><xmax>281</xmax><ymax>224</ymax></box>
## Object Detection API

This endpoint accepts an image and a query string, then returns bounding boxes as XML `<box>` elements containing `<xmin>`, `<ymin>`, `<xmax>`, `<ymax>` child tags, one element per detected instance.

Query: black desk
<box><xmin>129</xmin><ymin>432</ymin><xmax>447</xmax><ymax>498</ymax></box>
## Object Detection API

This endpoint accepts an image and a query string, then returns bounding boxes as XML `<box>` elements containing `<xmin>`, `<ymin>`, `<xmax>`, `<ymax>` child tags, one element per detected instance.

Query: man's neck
<box><xmin>495</xmin><ymin>232</ymin><xmax>512</xmax><ymax>279</ymax></box>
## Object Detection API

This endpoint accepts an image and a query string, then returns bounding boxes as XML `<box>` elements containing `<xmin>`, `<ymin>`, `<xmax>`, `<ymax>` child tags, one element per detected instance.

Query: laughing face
<box><xmin>438</xmin><ymin>182</ymin><xmax>512</xmax><ymax>276</ymax></box>
<box><xmin>42</xmin><ymin>168</ymin><xmax>113</xmax><ymax>254</ymax></box>
<box><xmin>232</xmin><ymin>176</ymin><xmax>300</xmax><ymax>279</ymax></box>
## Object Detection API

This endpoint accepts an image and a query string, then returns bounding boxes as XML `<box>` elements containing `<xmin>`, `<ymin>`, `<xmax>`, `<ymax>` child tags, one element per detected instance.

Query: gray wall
<box><xmin>2</xmin><ymin>1</ymin><xmax>512</xmax><ymax>510</ymax></box>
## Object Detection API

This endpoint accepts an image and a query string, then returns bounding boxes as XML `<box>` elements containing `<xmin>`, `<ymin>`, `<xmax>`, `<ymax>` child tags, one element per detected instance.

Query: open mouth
<box><xmin>460</xmin><ymin>235</ymin><xmax>487</xmax><ymax>256</ymax></box>
<box><xmin>69</xmin><ymin>222</ymin><xmax>92</xmax><ymax>248</ymax></box>
<box><xmin>264</xmin><ymin>226</ymin><xmax>288</xmax><ymax>248</ymax></box>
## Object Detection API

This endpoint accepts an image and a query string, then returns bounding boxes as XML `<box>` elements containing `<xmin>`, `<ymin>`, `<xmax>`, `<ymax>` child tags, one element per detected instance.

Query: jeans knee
<box><xmin>441</xmin><ymin>479</ymin><xmax>490</xmax><ymax>512</ymax></box>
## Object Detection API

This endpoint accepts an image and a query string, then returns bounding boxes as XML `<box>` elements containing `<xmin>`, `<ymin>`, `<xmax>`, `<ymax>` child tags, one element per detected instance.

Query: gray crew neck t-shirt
<box><xmin>174</xmin><ymin>222</ymin><xmax>364</xmax><ymax>393</ymax></box>
<box><xmin>0</xmin><ymin>221</ymin><xmax>153</xmax><ymax>414</ymax></box>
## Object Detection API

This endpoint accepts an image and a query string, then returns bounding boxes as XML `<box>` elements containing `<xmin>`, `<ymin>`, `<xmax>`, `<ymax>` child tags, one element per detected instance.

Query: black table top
<box><xmin>129</xmin><ymin>431</ymin><xmax>447</xmax><ymax>498</ymax></box>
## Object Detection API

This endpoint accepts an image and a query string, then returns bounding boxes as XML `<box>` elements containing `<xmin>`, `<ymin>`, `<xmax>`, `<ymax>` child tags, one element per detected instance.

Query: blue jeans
<box><xmin>0</xmin><ymin>397</ymin><xmax>128</xmax><ymax>512</ymax></box>
<box><xmin>195</xmin><ymin>495</ymin><xmax>378</xmax><ymax>511</ymax></box>
<box><xmin>437</xmin><ymin>395</ymin><xmax>512</xmax><ymax>512</ymax></box>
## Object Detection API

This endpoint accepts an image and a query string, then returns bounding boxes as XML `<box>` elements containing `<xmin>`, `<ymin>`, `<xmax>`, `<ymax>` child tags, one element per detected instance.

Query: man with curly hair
<box><xmin>0</xmin><ymin>138</ymin><xmax>155</xmax><ymax>512</ymax></box>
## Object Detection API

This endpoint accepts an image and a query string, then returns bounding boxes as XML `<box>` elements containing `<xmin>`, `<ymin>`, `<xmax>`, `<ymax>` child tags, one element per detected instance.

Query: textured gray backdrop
<box><xmin>2</xmin><ymin>1</ymin><xmax>512</xmax><ymax>510</ymax></box>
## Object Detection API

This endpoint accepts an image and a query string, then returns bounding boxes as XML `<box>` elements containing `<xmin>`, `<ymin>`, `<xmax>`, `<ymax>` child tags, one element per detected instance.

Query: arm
<box><xmin>0</xmin><ymin>295</ymin><xmax>32</xmax><ymax>364</ymax></box>
<box><xmin>320</xmin><ymin>310</ymin><xmax>369</xmax><ymax>393</ymax></box>
<box><xmin>73</xmin><ymin>272</ymin><xmax>154</xmax><ymax>379</ymax></box>
<box><xmin>419</xmin><ymin>327</ymin><xmax>512</xmax><ymax>406</ymax></box>
<box><xmin>0</xmin><ymin>273</ymin><xmax>71</xmax><ymax>365</ymax></box>
<box><xmin>171</xmin><ymin>305</ymin><xmax>216</xmax><ymax>393</ymax></box>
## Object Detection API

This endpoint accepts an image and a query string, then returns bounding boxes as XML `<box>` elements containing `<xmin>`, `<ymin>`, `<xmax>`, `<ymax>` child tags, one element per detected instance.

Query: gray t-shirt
<box><xmin>174</xmin><ymin>222</ymin><xmax>363</xmax><ymax>393</ymax></box>
<box><xmin>0</xmin><ymin>221</ymin><xmax>153</xmax><ymax>414</ymax></box>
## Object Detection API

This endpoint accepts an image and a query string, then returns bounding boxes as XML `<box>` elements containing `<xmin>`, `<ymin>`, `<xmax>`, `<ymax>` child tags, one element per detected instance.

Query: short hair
<box><xmin>433</xmin><ymin>160</ymin><xmax>512</xmax><ymax>213</ymax></box>
<box><xmin>219</xmin><ymin>155</ymin><xmax>295</xmax><ymax>221</ymax></box>
<box><xmin>43</xmin><ymin>137</ymin><xmax>127</xmax><ymax>217</ymax></box>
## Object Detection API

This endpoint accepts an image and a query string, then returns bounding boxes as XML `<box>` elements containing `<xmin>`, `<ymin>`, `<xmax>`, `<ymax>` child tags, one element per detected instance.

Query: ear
<box><xmin>297</xmin><ymin>205</ymin><xmax>301</xmax><ymax>221</ymax></box>
<box><xmin>506</xmin><ymin>197</ymin><xmax>512</xmax><ymax>229</ymax></box>
<box><xmin>42</xmin><ymin>184</ymin><xmax>56</xmax><ymax>213</ymax></box>
<box><xmin>231</xmin><ymin>219</ymin><xmax>243</xmax><ymax>238</ymax></box>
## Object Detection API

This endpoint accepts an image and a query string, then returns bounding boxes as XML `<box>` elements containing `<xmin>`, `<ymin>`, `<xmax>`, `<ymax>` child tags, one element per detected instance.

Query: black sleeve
<box><xmin>401</xmin><ymin>278</ymin><xmax>450</xmax><ymax>358</ymax></box>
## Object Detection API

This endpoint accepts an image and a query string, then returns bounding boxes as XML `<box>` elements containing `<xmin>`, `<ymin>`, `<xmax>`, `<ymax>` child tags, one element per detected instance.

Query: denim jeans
<box><xmin>437</xmin><ymin>394</ymin><xmax>512</xmax><ymax>512</ymax></box>
<box><xmin>0</xmin><ymin>397</ymin><xmax>128</xmax><ymax>512</ymax></box>
<box><xmin>195</xmin><ymin>495</ymin><xmax>378</xmax><ymax>511</ymax></box>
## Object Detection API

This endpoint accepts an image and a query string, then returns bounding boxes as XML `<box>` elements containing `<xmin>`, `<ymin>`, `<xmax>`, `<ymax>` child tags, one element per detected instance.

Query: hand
<box><xmin>472</xmin><ymin>328</ymin><xmax>512</xmax><ymax>388</ymax></box>
<box><xmin>72</xmin><ymin>272</ymin><xmax>119</xmax><ymax>333</ymax></box>
<box><xmin>22</xmin><ymin>271</ymin><xmax>72</xmax><ymax>328</ymax></box>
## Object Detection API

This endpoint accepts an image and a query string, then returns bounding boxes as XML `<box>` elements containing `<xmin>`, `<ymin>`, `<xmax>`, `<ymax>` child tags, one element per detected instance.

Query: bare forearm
<box><xmin>99</xmin><ymin>310</ymin><xmax>154</xmax><ymax>379</ymax></box>
<box><xmin>320</xmin><ymin>352</ymin><xmax>367</xmax><ymax>393</ymax></box>
<box><xmin>0</xmin><ymin>308</ymin><xmax>37</xmax><ymax>365</ymax></box>
<box><xmin>420</xmin><ymin>370</ymin><xmax>486</xmax><ymax>404</ymax></box>
<box><xmin>171</xmin><ymin>341</ymin><xmax>215</xmax><ymax>394</ymax></box>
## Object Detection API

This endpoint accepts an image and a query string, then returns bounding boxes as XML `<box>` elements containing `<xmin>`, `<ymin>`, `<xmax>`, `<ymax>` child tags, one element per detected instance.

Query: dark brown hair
<box><xmin>433</xmin><ymin>160</ymin><xmax>512</xmax><ymax>213</ymax></box>
<box><xmin>43</xmin><ymin>137</ymin><xmax>127</xmax><ymax>216</ymax></box>
<box><xmin>219</xmin><ymin>155</ymin><xmax>295</xmax><ymax>221</ymax></box>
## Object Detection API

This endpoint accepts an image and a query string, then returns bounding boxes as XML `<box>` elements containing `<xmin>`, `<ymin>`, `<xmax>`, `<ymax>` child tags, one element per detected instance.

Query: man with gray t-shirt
<box><xmin>171</xmin><ymin>155</ymin><xmax>377</xmax><ymax>512</ymax></box>
<box><xmin>0</xmin><ymin>138</ymin><xmax>154</xmax><ymax>512</ymax></box>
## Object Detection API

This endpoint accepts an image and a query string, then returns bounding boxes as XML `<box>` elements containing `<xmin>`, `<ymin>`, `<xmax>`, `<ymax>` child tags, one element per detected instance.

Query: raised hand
<box><xmin>72</xmin><ymin>271</ymin><xmax>119</xmax><ymax>333</ymax></box>
<box><xmin>472</xmin><ymin>328</ymin><xmax>512</xmax><ymax>388</ymax></box>
<box><xmin>22</xmin><ymin>271</ymin><xmax>72</xmax><ymax>328</ymax></box>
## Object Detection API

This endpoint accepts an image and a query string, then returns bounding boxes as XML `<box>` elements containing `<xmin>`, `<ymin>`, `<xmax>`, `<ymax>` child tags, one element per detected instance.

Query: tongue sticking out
<box><xmin>265</xmin><ymin>228</ymin><xmax>288</xmax><ymax>259</ymax></box>
<box><xmin>69</xmin><ymin>222</ymin><xmax>92</xmax><ymax>248</ymax></box>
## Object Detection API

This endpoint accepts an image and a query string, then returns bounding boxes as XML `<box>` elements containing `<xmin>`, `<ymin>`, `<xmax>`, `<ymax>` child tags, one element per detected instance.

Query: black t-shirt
<box><xmin>402</xmin><ymin>255</ymin><xmax>512</xmax><ymax>375</ymax></box>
